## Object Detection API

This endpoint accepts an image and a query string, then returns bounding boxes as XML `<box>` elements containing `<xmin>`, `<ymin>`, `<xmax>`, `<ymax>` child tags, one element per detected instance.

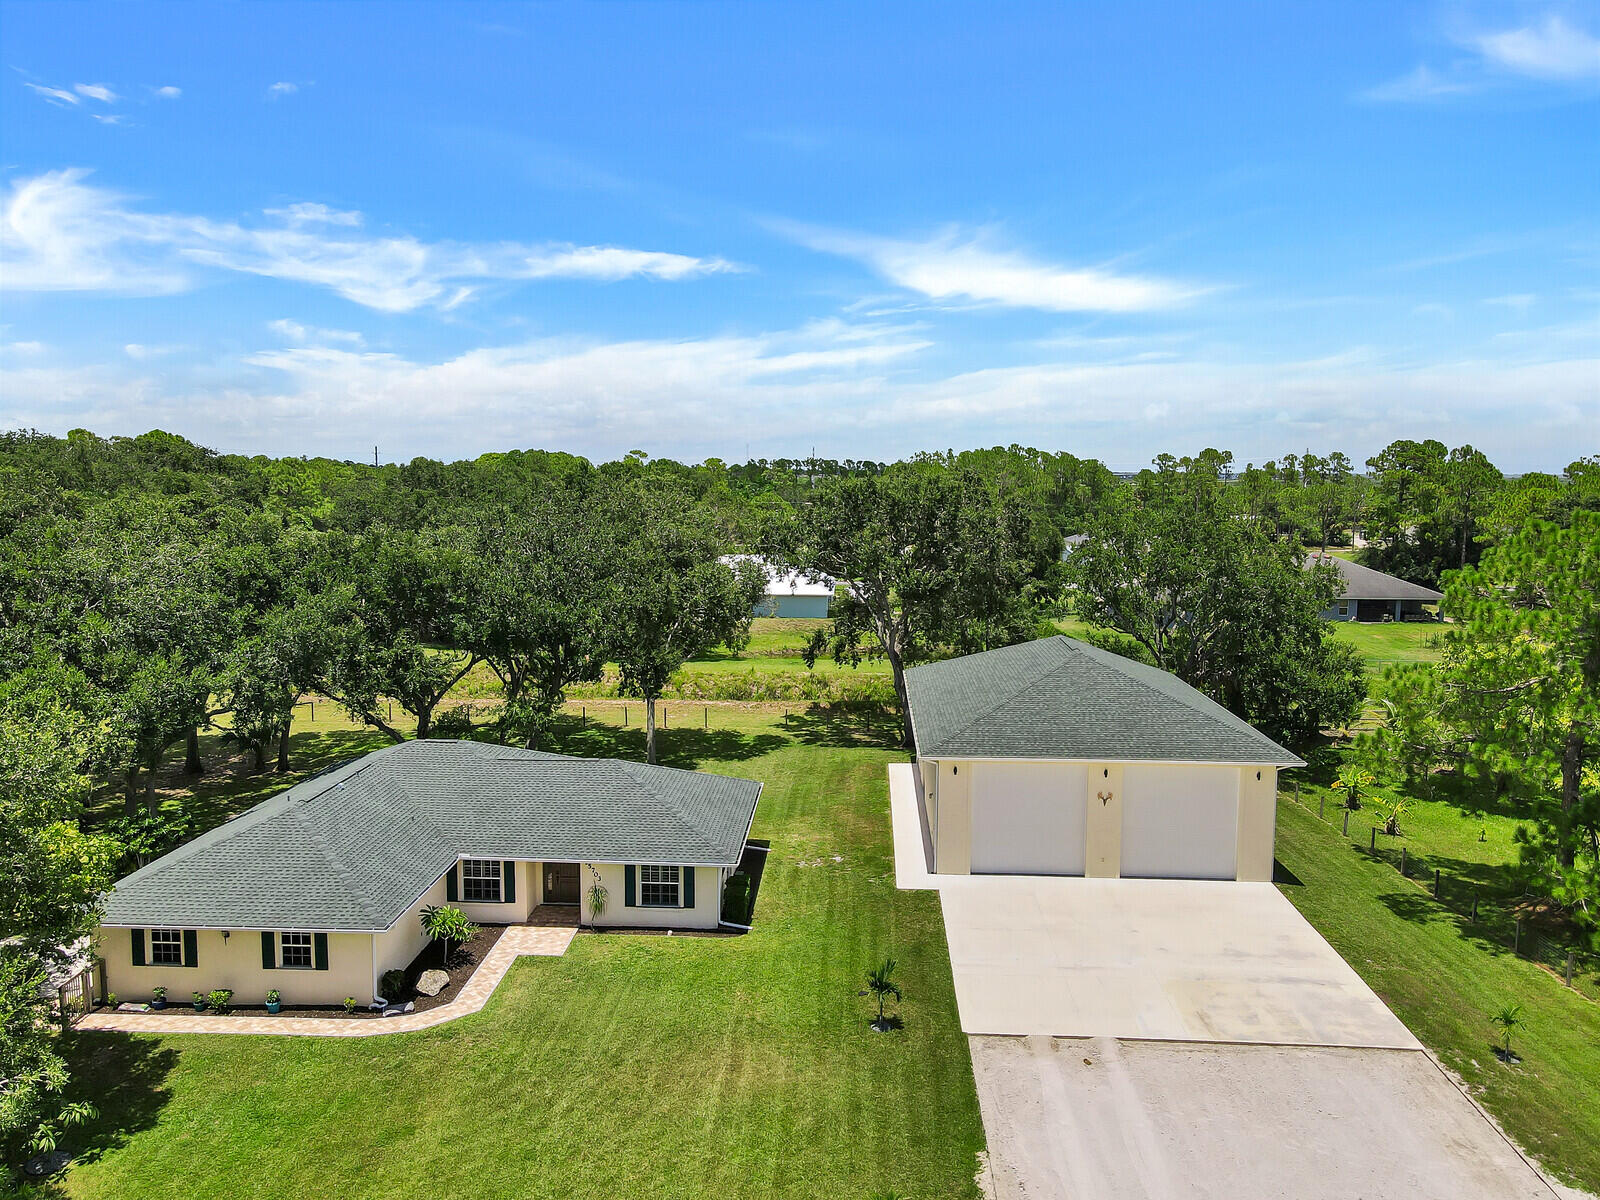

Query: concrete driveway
<box><xmin>886</xmin><ymin>765</ymin><xmax>1569</xmax><ymax>1199</ymax></box>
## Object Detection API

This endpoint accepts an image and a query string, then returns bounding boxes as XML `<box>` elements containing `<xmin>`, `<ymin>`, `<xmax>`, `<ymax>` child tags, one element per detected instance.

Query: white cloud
<box><xmin>91</xmin><ymin>114</ymin><xmax>127</xmax><ymax>126</ymax></box>
<box><xmin>264</xmin><ymin>202</ymin><xmax>364</xmax><ymax>227</ymax></box>
<box><xmin>776</xmin><ymin>221</ymin><xmax>1200</xmax><ymax>313</ymax></box>
<box><xmin>1485</xmin><ymin>293</ymin><xmax>1537</xmax><ymax>310</ymax></box>
<box><xmin>2</xmin><ymin>341</ymin><xmax>45</xmax><ymax>355</ymax></box>
<box><xmin>154</xmin><ymin>85</ymin><xmax>182</xmax><ymax>99</ymax></box>
<box><xmin>0</xmin><ymin>169</ymin><xmax>741</xmax><ymax>311</ymax></box>
<box><xmin>1360</xmin><ymin>65</ymin><xmax>1476</xmax><ymax>103</ymax></box>
<box><xmin>267</xmin><ymin>82</ymin><xmax>298</xmax><ymax>98</ymax></box>
<box><xmin>74</xmin><ymin>83</ymin><xmax>117</xmax><ymax>102</ymax></box>
<box><xmin>1475</xmin><ymin>15</ymin><xmax>1600</xmax><ymax>81</ymax></box>
<box><xmin>267</xmin><ymin>318</ymin><xmax>365</xmax><ymax>346</ymax></box>
<box><xmin>24</xmin><ymin>82</ymin><xmax>79</xmax><ymax>106</ymax></box>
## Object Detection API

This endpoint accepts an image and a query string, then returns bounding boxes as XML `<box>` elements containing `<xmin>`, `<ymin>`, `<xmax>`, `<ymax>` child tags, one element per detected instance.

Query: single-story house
<box><xmin>905</xmin><ymin>636</ymin><xmax>1303</xmax><ymax>882</ymax></box>
<box><xmin>99</xmin><ymin>740</ymin><xmax>761</xmax><ymax>1007</ymax></box>
<box><xmin>1306</xmin><ymin>553</ymin><xmax>1442</xmax><ymax>622</ymax></box>
<box><xmin>721</xmin><ymin>554</ymin><xmax>836</xmax><ymax>618</ymax></box>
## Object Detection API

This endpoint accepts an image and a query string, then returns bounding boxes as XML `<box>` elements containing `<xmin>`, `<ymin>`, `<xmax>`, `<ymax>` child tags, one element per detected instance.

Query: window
<box><xmin>280</xmin><ymin>931</ymin><xmax>313</xmax><ymax>968</ymax></box>
<box><xmin>461</xmin><ymin>859</ymin><xmax>502</xmax><ymax>903</ymax></box>
<box><xmin>639</xmin><ymin>864</ymin><xmax>681</xmax><ymax>907</ymax></box>
<box><xmin>150</xmin><ymin>929</ymin><xmax>183</xmax><ymax>966</ymax></box>
<box><xmin>1337</xmin><ymin>601</ymin><xmax>1349</xmax><ymax>616</ymax></box>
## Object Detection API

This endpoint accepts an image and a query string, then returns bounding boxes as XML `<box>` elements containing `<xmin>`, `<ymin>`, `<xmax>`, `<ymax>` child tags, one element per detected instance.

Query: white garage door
<box><xmin>1121</xmin><ymin>764</ymin><xmax>1239</xmax><ymax>880</ymax></box>
<box><xmin>970</xmin><ymin>762</ymin><xmax>1087</xmax><ymax>875</ymax></box>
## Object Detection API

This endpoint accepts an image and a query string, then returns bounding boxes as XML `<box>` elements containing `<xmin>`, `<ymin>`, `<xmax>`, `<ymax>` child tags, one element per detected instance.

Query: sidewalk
<box><xmin>75</xmin><ymin>925</ymin><xmax>576</xmax><ymax>1038</ymax></box>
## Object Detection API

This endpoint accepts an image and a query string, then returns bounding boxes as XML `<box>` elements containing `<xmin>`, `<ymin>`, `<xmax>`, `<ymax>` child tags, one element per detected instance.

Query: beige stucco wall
<box><xmin>923</xmin><ymin>757</ymin><xmax>1280</xmax><ymax>882</ymax></box>
<box><xmin>932</xmin><ymin>760</ymin><xmax>972</xmax><ymax>874</ymax></box>
<box><xmin>584</xmin><ymin>863</ymin><xmax>722</xmax><ymax>929</ymax></box>
<box><xmin>373</xmin><ymin>874</ymin><xmax>450</xmax><ymax>992</ymax></box>
<box><xmin>1236</xmin><ymin>766</ymin><xmax>1279</xmax><ymax>882</ymax></box>
<box><xmin>101</xmin><ymin>926</ymin><xmax>377</xmax><ymax>1008</ymax></box>
<box><xmin>454</xmin><ymin>860</ymin><xmax>537</xmax><ymax>926</ymax></box>
<box><xmin>1085</xmin><ymin>763</ymin><xmax>1124</xmax><ymax>878</ymax></box>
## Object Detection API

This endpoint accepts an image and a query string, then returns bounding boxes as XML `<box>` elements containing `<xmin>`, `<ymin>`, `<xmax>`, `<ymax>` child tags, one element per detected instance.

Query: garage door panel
<box><xmin>971</xmin><ymin>762</ymin><xmax>1087</xmax><ymax>876</ymax></box>
<box><xmin>1121</xmin><ymin>765</ymin><xmax>1238</xmax><ymax>880</ymax></box>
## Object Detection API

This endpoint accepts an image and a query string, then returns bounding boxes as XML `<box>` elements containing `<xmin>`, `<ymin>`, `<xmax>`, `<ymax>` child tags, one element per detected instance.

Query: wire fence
<box><xmin>1287</xmin><ymin>785</ymin><xmax>1599</xmax><ymax>1003</ymax></box>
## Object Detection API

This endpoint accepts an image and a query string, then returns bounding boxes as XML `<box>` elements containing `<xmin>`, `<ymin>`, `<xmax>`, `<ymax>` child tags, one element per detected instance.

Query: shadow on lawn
<box><xmin>17</xmin><ymin>1033</ymin><xmax>180</xmax><ymax>1195</ymax></box>
<box><xmin>544</xmin><ymin>714</ymin><xmax>790</xmax><ymax>770</ymax></box>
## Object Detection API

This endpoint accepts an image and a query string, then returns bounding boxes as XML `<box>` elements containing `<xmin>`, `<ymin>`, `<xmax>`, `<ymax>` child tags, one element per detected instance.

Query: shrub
<box><xmin>379</xmin><ymin>969</ymin><xmax>407</xmax><ymax>1000</ymax></box>
<box><xmin>431</xmin><ymin>705</ymin><xmax>477</xmax><ymax>738</ymax></box>
<box><xmin>342</xmin><ymin>996</ymin><xmax>358</xmax><ymax>1014</ymax></box>
<box><xmin>722</xmin><ymin>872</ymin><xmax>752</xmax><ymax>925</ymax></box>
<box><xmin>104</xmin><ymin>992</ymin><xmax>118</xmax><ymax>1008</ymax></box>
<box><xmin>206</xmin><ymin>988</ymin><xmax>233</xmax><ymax>1015</ymax></box>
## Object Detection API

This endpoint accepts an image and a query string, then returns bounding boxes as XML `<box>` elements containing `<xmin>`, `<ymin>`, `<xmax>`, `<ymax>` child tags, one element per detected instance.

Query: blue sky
<box><xmin>1</xmin><ymin>2</ymin><xmax>1596</xmax><ymax>470</ymax></box>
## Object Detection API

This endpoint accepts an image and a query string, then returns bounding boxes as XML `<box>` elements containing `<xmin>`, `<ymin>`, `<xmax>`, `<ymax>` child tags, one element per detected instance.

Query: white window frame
<box><xmin>1338</xmin><ymin>600</ymin><xmax>1349</xmax><ymax>616</ymax></box>
<box><xmin>150</xmin><ymin>928</ymin><xmax>183</xmax><ymax>966</ymax></box>
<box><xmin>639</xmin><ymin>864</ymin><xmax>681</xmax><ymax>908</ymax></box>
<box><xmin>461</xmin><ymin>859</ymin><xmax>502</xmax><ymax>903</ymax></box>
<box><xmin>279</xmin><ymin>931</ymin><xmax>313</xmax><ymax>969</ymax></box>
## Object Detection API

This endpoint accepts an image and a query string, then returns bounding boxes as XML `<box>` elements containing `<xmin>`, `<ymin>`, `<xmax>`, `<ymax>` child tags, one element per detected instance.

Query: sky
<box><xmin>1</xmin><ymin>2</ymin><xmax>1596</xmax><ymax>472</ymax></box>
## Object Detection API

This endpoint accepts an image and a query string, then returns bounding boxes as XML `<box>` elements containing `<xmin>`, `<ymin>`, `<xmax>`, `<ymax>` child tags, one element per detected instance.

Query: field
<box><xmin>54</xmin><ymin>707</ymin><xmax>987</xmax><ymax>1200</ymax></box>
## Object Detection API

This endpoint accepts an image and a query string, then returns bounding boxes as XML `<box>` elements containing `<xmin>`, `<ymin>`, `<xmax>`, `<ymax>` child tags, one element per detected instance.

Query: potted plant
<box><xmin>151</xmin><ymin>986</ymin><xmax>167</xmax><ymax>1011</ymax></box>
<box><xmin>207</xmin><ymin>988</ymin><xmax>233</xmax><ymax>1015</ymax></box>
<box><xmin>265</xmin><ymin>988</ymin><xmax>282</xmax><ymax>1015</ymax></box>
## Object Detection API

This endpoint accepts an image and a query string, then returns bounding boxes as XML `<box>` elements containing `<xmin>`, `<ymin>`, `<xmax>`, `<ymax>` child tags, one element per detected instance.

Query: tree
<box><xmin>775</xmin><ymin>463</ymin><xmax>1051</xmax><ymax>748</ymax></box>
<box><xmin>602</xmin><ymin>480</ymin><xmax>764</xmax><ymax>764</ymax></box>
<box><xmin>1491</xmin><ymin>1002</ymin><xmax>1524</xmax><ymax>1063</ymax></box>
<box><xmin>1332</xmin><ymin>765</ymin><xmax>1374</xmax><ymax>811</ymax></box>
<box><xmin>464</xmin><ymin>501</ymin><xmax>610</xmax><ymax>749</ymax></box>
<box><xmin>865</xmin><ymin>957</ymin><xmax>903</xmax><ymax>1032</ymax></box>
<box><xmin>1069</xmin><ymin>453</ymin><xmax>1365</xmax><ymax>745</ymax></box>
<box><xmin>1376</xmin><ymin>513</ymin><xmax>1599</xmax><ymax>940</ymax></box>
<box><xmin>1441</xmin><ymin>445</ymin><xmax>1503</xmax><ymax>569</ymax></box>
<box><xmin>420</xmin><ymin>904</ymin><xmax>480</xmax><ymax>967</ymax></box>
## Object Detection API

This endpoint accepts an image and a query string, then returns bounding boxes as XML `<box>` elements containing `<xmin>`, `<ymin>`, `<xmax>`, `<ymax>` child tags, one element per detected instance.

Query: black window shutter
<box><xmin>446</xmin><ymin>863</ymin><xmax>459</xmax><ymax>902</ymax></box>
<box><xmin>183</xmin><ymin>929</ymin><xmax>198</xmax><ymax>968</ymax></box>
<box><xmin>313</xmin><ymin>932</ymin><xmax>329</xmax><ymax>971</ymax></box>
<box><xmin>502</xmin><ymin>860</ymin><xmax>515</xmax><ymax>904</ymax></box>
<box><xmin>624</xmin><ymin>865</ymin><xmax>636</xmax><ymax>907</ymax></box>
<box><xmin>682</xmin><ymin>866</ymin><xmax>695</xmax><ymax>909</ymax></box>
<box><xmin>261</xmin><ymin>931</ymin><xmax>276</xmax><ymax>970</ymax></box>
<box><xmin>131</xmin><ymin>929</ymin><xmax>145</xmax><ymax>966</ymax></box>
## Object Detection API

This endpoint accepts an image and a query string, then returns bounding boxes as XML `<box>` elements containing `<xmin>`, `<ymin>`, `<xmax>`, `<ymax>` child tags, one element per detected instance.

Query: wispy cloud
<box><xmin>1475</xmin><ymin>15</ymin><xmax>1600</xmax><ymax>81</ymax></box>
<box><xmin>267</xmin><ymin>318</ymin><xmax>365</xmax><ymax>345</ymax></box>
<box><xmin>1364</xmin><ymin>12</ymin><xmax>1600</xmax><ymax>101</ymax></box>
<box><xmin>267</xmin><ymin>81</ymin><xmax>298</xmax><ymax>98</ymax></box>
<box><xmin>1</xmin><ymin>169</ymin><xmax>742</xmax><ymax>311</ymax></box>
<box><xmin>74</xmin><ymin>82</ymin><xmax>117</xmax><ymax>102</ymax></box>
<box><xmin>24</xmin><ymin>82</ymin><xmax>79</xmax><ymax>106</ymax></box>
<box><xmin>1485</xmin><ymin>293</ymin><xmax>1537</xmax><ymax>310</ymax></box>
<box><xmin>153</xmin><ymin>85</ymin><xmax>182</xmax><ymax>99</ymax></box>
<box><xmin>775</xmin><ymin>221</ymin><xmax>1202</xmax><ymax>313</ymax></box>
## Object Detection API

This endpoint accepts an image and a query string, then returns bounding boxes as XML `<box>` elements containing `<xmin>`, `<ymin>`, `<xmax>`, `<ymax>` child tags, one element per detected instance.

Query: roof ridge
<box><xmin>612</xmin><ymin>759</ymin><xmax>727</xmax><ymax>854</ymax></box>
<box><xmin>914</xmin><ymin>637</ymin><xmax>1075</xmax><ymax>753</ymax></box>
<box><xmin>286</xmin><ymin>797</ymin><xmax>387</xmax><ymax>926</ymax></box>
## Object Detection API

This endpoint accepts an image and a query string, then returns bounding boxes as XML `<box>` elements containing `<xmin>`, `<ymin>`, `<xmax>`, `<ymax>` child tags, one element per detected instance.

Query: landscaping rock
<box><xmin>415</xmin><ymin>969</ymin><xmax>449</xmax><ymax>997</ymax></box>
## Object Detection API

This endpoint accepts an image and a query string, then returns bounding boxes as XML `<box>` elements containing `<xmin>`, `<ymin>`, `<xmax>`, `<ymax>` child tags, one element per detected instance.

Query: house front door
<box><xmin>543</xmin><ymin>862</ymin><xmax>580</xmax><ymax>905</ymax></box>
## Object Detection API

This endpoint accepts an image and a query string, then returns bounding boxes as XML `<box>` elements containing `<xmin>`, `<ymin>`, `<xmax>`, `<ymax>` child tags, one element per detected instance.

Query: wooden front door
<box><xmin>543</xmin><ymin>862</ymin><xmax>580</xmax><ymax>905</ymax></box>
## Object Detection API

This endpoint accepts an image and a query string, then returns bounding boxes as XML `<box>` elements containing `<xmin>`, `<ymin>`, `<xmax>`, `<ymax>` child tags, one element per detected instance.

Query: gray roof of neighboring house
<box><xmin>904</xmin><ymin>636</ymin><xmax>1303</xmax><ymax>767</ymax></box>
<box><xmin>1306</xmin><ymin>553</ymin><xmax>1443</xmax><ymax>602</ymax></box>
<box><xmin>101</xmin><ymin>740</ymin><xmax>762</xmax><ymax>933</ymax></box>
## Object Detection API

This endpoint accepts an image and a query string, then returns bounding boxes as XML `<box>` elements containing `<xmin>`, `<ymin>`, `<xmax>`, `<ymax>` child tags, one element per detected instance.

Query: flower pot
<box><xmin>151</xmin><ymin>999</ymin><xmax>166</xmax><ymax>1011</ymax></box>
<box><xmin>266</xmin><ymin>1001</ymin><xmax>281</xmax><ymax>1014</ymax></box>
<box><xmin>192</xmin><ymin>1001</ymin><xmax>206</xmax><ymax>1013</ymax></box>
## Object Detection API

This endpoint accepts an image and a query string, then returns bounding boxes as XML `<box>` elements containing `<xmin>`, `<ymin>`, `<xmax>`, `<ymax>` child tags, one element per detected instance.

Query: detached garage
<box><xmin>905</xmin><ymin>636</ymin><xmax>1303</xmax><ymax>882</ymax></box>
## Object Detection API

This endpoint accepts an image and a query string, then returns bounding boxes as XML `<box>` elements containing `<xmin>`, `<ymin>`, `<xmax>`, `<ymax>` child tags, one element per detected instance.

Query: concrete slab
<box><xmin>889</xmin><ymin>762</ymin><xmax>937</xmax><ymax>889</ymax></box>
<box><xmin>939</xmin><ymin>874</ymin><xmax>1418</xmax><ymax>1047</ymax></box>
<box><xmin>970</xmin><ymin>1035</ymin><xmax>1561</xmax><ymax>1200</ymax></box>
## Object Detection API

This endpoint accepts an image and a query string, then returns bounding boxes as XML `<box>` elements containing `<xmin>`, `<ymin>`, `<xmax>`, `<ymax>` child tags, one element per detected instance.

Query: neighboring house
<box><xmin>905</xmin><ymin>636</ymin><xmax>1303</xmax><ymax>882</ymax></box>
<box><xmin>721</xmin><ymin>554</ymin><xmax>836</xmax><ymax>618</ymax></box>
<box><xmin>1058</xmin><ymin>533</ymin><xmax>1088</xmax><ymax>561</ymax></box>
<box><xmin>99</xmin><ymin>740</ymin><xmax>761</xmax><ymax>1007</ymax></box>
<box><xmin>1306</xmin><ymin>553</ymin><xmax>1442</xmax><ymax>622</ymax></box>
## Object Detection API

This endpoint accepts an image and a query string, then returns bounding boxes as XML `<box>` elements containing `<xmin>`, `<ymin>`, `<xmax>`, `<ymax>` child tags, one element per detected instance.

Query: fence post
<box><xmin>1567</xmin><ymin>951</ymin><xmax>1576</xmax><ymax>988</ymax></box>
<box><xmin>1514</xmin><ymin>919</ymin><xmax>1521</xmax><ymax>956</ymax></box>
<box><xmin>581</xmin><ymin>706</ymin><xmax>586</xmax><ymax>728</ymax></box>
<box><xmin>1342</xmin><ymin>810</ymin><xmax>1349</xmax><ymax>837</ymax></box>
<box><xmin>1294</xmin><ymin>779</ymin><xmax>1300</xmax><ymax>805</ymax></box>
<box><xmin>309</xmin><ymin>699</ymin><xmax>314</xmax><ymax>720</ymax></box>
<box><xmin>703</xmin><ymin>706</ymin><xmax>708</xmax><ymax>729</ymax></box>
<box><xmin>1400</xmin><ymin>847</ymin><xmax>1406</xmax><ymax>877</ymax></box>
<box><xmin>1370</xmin><ymin>827</ymin><xmax>1376</xmax><ymax>851</ymax></box>
<box><xmin>1318</xmin><ymin>795</ymin><xmax>1324</xmax><ymax>821</ymax></box>
<box><xmin>1434</xmin><ymin>868</ymin><xmax>1441</xmax><ymax>898</ymax></box>
<box><xmin>624</xmin><ymin>706</ymin><xmax>628</xmax><ymax>726</ymax></box>
<box><xmin>1470</xmin><ymin>891</ymin><xmax>1478</xmax><ymax>922</ymax></box>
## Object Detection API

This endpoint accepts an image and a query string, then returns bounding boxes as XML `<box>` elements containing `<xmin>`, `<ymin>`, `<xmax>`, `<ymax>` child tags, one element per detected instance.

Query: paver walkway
<box><xmin>76</xmin><ymin>925</ymin><xmax>576</xmax><ymax>1038</ymax></box>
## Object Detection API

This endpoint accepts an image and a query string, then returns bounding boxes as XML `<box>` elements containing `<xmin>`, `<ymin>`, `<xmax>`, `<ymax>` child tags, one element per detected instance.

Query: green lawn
<box><xmin>51</xmin><ymin>708</ymin><xmax>986</xmax><ymax>1200</ymax></box>
<box><xmin>1325</xmin><ymin>620</ymin><xmax>1443</xmax><ymax>671</ymax></box>
<box><xmin>1275</xmin><ymin>793</ymin><xmax>1600</xmax><ymax>1191</ymax></box>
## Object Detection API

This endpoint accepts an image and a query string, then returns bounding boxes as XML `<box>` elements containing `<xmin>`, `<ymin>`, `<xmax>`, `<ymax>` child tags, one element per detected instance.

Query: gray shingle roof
<box><xmin>102</xmin><ymin>740</ymin><xmax>762</xmax><ymax>932</ymax></box>
<box><xmin>904</xmin><ymin>636</ymin><xmax>1303</xmax><ymax>766</ymax></box>
<box><xmin>1306</xmin><ymin>553</ymin><xmax>1443</xmax><ymax>602</ymax></box>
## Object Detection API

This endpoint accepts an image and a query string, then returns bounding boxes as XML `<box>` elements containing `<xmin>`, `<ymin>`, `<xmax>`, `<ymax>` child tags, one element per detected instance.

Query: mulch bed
<box><xmin>118</xmin><ymin>925</ymin><xmax>508</xmax><ymax>1021</ymax></box>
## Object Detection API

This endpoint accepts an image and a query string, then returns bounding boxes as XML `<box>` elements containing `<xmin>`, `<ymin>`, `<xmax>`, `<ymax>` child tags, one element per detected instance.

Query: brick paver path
<box><xmin>76</xmin><ymin>925</ymin><xmax>577</xmax><ymax>1038</ymax></box>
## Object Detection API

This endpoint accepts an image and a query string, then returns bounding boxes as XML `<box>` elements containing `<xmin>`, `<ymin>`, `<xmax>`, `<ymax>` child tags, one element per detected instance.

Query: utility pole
<box><xmin>373</xmin><ymin>445</ymin><xmax>379</xmax><ymax>468</ymax></box>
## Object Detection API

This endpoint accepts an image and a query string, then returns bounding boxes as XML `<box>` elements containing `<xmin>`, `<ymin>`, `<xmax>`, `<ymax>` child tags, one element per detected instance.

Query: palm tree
<box><xmin>1332</xmin><ymin>764</ymin><xmax>1374</xmax><ymax>811</ymax></box>
<box><xmin>420</xmin><ymin>905</ymin><xmax>478</xmax><ymax>967</ymax></box>
<box><xmin>866</xmin><ymin>958</ymin><xmax>903</xmax><ymax>1032</ymax></box>
<box><xmin>1491</xmin><ymin>1003</ymin><xmax>1524</xmax><ymax>1063</ymax></box>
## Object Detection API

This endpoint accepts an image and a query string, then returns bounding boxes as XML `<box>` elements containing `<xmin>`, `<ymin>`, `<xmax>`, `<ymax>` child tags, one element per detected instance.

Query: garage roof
<box><xmin>101</xmin><ymin>740</ymin><xmax>762</xmax><ymax>932</ymax></box>
<box><xmin>905</xmin><ymin>636</ymin><xmax>1304</xmax><ymax>766</ymax></box>
<box><xmin>1306</xmin><ymin>553</ymin><xmax>1443</xmax><ymax>602</ymax></box>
